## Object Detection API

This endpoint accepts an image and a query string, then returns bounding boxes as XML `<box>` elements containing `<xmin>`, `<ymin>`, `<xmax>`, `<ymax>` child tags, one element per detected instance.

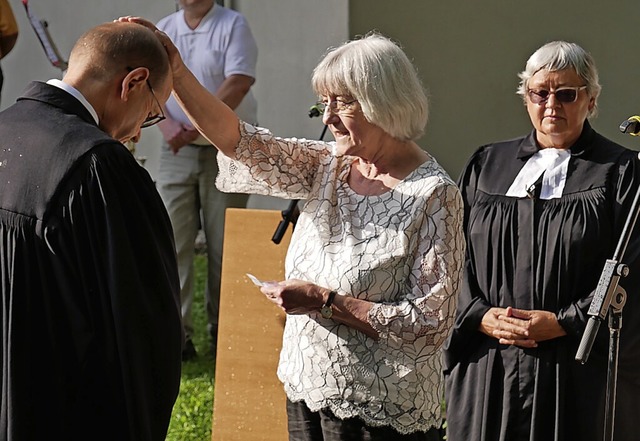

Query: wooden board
<box><xmin>211</xmin><ymin>208</ymin><xmax>289</xmax><ymax>441</ymax></box>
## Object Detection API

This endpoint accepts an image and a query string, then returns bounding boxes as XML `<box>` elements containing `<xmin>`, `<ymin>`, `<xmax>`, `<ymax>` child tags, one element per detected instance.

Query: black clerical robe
<box><xmin>444</xmin><ymin>122</ymin><xmax>640</xmax><ymax>441</ymax></box>
<box><xmin>0</xmin><ymin>82</ymin><xmax>182</xmax><ymax>440</ymax></box>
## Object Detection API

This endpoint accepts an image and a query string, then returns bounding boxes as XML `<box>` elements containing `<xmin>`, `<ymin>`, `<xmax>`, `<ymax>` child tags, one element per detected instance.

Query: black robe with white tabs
<box><xmin>0</xmin><ymin>82</ymin><xmax>183</xmax><ymax>440</ymax></box>
<box><xmin>444</xmin><ymin>122</ymin><xmax>640</xmax><ymax>441</ymax></box>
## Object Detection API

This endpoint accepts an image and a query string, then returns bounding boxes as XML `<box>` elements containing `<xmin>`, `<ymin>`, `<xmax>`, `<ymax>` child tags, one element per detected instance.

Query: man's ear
<box><xmin>121</xmin><ymin>67</ymin><xmax>150</xmax><ymax>101</ymax></box>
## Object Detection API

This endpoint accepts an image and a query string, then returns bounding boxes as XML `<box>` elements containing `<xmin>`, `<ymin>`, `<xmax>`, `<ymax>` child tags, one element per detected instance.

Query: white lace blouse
<box><xmin>216</xmin><ymin>123</ymin><xmax>464</xmax><ymax>434</ymax></box>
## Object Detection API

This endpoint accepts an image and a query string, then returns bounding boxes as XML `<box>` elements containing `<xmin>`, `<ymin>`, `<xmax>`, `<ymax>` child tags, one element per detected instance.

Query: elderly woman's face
<box><xmin>525</xmin><ymin>68</ymin><xmax>594</xmax><ymax>149</ymax></box>
<box><xmin>321</xmin><ymin>95</ymin><xmax>380</xmax><ymax>157</ymax></box>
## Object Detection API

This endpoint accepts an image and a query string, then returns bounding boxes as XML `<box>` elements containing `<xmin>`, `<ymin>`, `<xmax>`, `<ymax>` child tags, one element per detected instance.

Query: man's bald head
<box><xmin>68</xmin><ymin>22</ymin><xmax>170</xmax><ymax>87</ymax></box>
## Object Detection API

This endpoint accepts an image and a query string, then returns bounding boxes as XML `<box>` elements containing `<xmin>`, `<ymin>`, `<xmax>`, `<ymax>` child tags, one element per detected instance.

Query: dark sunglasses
<box><xmin>527</xmin><ymin>86</ymin><xmax>587</xmax><ymax>104</ymax></box>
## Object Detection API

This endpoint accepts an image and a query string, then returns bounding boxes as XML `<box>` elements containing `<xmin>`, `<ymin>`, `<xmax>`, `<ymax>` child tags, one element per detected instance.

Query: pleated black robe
<box><xmin>0</xmin><ymin>82</ymin><xmax>183</xmax><ymax>440</ymax></box>
<box><xmin>444</xmin><ymin>122</ymin><xmax>640</xmax><ymax>441</ymax></box>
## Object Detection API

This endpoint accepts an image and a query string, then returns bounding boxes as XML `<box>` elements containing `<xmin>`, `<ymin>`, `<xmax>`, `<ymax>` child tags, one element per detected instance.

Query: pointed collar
<box><xmin>17</xmin><ymin>81</ymin><xmax>98</xmax><ymax>127</ymax></box>
<box><xmin>46</xmin><ymin>79</ymin><xmax>99</xmax><ymax>125</ymax></box>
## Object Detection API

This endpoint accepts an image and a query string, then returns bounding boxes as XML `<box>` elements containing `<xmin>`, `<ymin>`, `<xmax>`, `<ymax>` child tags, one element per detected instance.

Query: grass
<box><xmin>165</xmin><ymin>254</ymin><xmax>215</xmax><ymax>441</ymax></box>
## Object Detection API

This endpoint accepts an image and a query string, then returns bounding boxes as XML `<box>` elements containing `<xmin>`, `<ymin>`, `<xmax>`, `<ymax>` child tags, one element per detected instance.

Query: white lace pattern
<box><xmin>216</xmin><ymin>123</ymin><xmax>464</xmax><ymax>434</ymax></box>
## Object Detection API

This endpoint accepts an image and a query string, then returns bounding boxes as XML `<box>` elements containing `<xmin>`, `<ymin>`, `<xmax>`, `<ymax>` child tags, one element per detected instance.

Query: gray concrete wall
<box><xmin>349</xmin><ymin>0</ymin><xmax>640</xmax><ymax>179</ymax></box>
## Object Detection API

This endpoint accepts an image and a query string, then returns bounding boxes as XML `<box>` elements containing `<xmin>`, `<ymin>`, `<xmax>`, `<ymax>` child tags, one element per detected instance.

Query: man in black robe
<box><xmin>0</xmin><ymin>22</ymin><xmax>182</xmax><ymax>440</ymax></box>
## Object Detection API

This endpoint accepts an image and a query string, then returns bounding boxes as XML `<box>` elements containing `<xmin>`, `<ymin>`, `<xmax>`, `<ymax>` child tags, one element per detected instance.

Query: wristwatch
<box><xmin>320</xmin><ymin>290</ymin><xmax>337</xmax><ymax>319</ymax></box>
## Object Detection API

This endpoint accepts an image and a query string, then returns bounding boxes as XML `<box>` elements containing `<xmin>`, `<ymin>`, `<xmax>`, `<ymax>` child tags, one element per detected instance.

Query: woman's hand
<box><xmin>116</xmin><ymin>16</ymin><xmax>185</xmax><ymax>77</ymax></box>
<box><xmin>259</xmin><ymin>279</ymin><xmax>325</xmax><ymax>315</ymax></box>
<box><xmin>480</xmin><ymin>307</ymin><xmax>536</xmax><ymax>347</ymax></box>
<box><xmin>480</xmin><ymin>306</ymin><xmax>567</xmax><ymax>348</ymax></box>
<box><xmin>496</xmin><ymin>307</ymin><xmax>567</xmax><ymax>344</ymax></box>
<box><xmin>260</xmin><ymin>279</ymin><xmax>378</xmax><ymax>339</ymax></box>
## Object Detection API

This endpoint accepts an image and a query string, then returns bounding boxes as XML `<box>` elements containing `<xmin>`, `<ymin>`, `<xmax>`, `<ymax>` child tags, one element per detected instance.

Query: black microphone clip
<box><xmin>308</xmin><ymin>105</ymin><xmax>322</xmax><ymax>118</ymax></box>
<box><xmin>619</xmin><ymin>115</ymin><xmax>640</xmax><ymax>136</ymax></box>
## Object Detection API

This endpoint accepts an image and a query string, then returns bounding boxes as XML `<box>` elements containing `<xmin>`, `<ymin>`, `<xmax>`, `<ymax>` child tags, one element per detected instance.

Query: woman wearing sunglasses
<box><xmin>444</xmin><ymin>41</ymin><xmax>640</xmax><ymax>441</ymax></box>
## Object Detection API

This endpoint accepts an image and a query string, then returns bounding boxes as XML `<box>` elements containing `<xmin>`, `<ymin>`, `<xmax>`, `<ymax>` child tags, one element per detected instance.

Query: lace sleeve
<box><xmin>367</xmin><ymin>181</ymin><xmax>465</xmax><ymax>352</ymax></box>
<box><xmin>216</xmin><ymin>121</ymin><xmax>332</xmax><ymax>199</ymax></box>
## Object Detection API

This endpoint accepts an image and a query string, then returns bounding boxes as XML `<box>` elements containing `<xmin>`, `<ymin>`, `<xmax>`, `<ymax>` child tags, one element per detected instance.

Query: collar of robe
<box><xmin>507</xmin><ymin>121</ymin><xmax>595</xmax><ymax>200</ymax></box>
<box><xmin>506</xmin><ymin>147</ymin><xmax>571</xmax><ymax>199</ymax></box>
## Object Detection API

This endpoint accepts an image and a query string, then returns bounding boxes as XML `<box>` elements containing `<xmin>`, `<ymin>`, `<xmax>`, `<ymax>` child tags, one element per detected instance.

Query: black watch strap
<box><xmin>320</xmin><ymin>290</ymin><xmax>337</xmax><ymax>319</ymax></box>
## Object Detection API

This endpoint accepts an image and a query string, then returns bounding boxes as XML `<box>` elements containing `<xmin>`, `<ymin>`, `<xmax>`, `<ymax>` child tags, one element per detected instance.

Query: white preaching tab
<box><xmin>506</xmin><ymin>148</ymin><xmax>571</xmax><ymax>200</ymax></box>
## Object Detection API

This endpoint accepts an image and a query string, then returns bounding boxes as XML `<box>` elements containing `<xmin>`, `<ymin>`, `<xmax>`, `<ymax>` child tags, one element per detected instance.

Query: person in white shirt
<box><xmin>156</xmin><ymin>0</ymin><xmax>258</xmax><ymax>360</ymax></box>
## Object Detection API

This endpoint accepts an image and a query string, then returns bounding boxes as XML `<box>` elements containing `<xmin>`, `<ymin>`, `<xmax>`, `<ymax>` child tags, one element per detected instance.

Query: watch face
<box><xmin>320</xmin><ymin>305</ymin><xmax>333</xmax><ymax>319</ymax></box>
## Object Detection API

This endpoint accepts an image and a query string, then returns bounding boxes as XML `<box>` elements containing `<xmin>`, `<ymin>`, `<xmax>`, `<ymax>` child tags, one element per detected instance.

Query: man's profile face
<box><xmin>113</xmin><ymin>72</ymin><xmax>167</xmax><ymax>144</ymax></box>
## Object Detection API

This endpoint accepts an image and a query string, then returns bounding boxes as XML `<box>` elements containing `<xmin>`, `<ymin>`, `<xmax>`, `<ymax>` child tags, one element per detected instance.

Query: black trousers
<box><xmin>286</xmin><ymin>399</ymin><xmax>443</xmax><ymax>441</ymax></box>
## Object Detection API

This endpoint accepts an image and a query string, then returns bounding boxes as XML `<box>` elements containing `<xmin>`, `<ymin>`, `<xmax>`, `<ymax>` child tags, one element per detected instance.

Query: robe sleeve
<box><xmin>454</xmin><ymin>148</ymin><xmax>494</xmax><ymax>321</ymax></box>
<box><xmin>443</xmin><ymin>147</ymin><xmax>494</xmax><ymax>369</ymax></box>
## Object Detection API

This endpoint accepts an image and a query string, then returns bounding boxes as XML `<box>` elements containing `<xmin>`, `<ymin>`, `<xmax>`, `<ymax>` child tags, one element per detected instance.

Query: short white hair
<box><xmin>312</xmin><ymin>33</ymin><xmax>429</xmax><ymax>141</ymax></box>
<box><xmin>517</xmin><ymin>41</ymin><xmax>601</xmax><ymax>118</ymax></box>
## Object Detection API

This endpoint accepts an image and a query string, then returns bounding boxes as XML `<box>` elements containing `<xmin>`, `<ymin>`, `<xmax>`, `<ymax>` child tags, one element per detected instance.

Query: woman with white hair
<box><xmin>443</xmin><ymin>41</ymin><xmax>640</xmax><ymax>441</ymax></box>
<box><xmin>123</xmin><ymin>17</ymin><xmax>465</xmax><ymax>441</ymax></box>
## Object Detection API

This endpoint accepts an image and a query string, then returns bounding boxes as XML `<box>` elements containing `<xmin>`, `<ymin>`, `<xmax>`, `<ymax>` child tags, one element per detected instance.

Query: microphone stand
<box><xmin>575</xmin><ymin>124</ymin><xmax>640</xmax><ymax>441</ymax></box>
<box><xmin>271</xmin><ymin>106</ymin><xmax>328</xmax><ymax>244</ymax></box>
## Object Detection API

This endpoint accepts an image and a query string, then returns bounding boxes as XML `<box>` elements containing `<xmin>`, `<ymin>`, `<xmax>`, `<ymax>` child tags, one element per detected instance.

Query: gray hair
<box><xmin>516</xmin><ymin>41</ymin><xmax>601</xmax><ymax>118</ymax></box>
<box><xmin>312</xmin><ymin>33</ymin><xmax>428</xmax><ymax>141</ymax></box>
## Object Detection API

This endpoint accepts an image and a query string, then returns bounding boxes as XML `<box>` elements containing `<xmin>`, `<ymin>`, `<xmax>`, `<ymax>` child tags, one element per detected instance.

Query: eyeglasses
<box><xmin>126</xmin><ymin>66</ymin><xmax>166</xmax><ymax>128</ymax></box>
<box><xmin>527</xmin><ymin>86</ymin><xmax>587</xmax><ymax>105</ymax></box>
<box><xmin>314</xmin><ymin>98</ymin><xmax>358</xmax><ymax>115</ymax></box>
<box><xmin>141</xmin><ymin>79</ymin><xmax>166</xmax><ymax>128</ymax></box>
